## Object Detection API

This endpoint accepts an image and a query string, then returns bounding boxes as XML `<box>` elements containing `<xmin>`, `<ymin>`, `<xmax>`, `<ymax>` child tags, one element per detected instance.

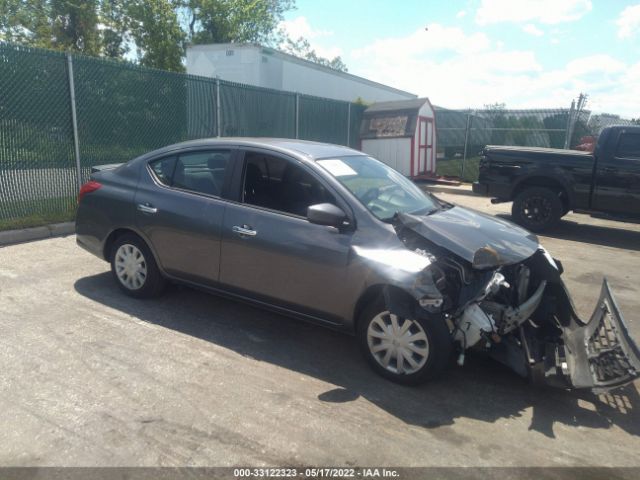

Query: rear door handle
<box><xmin>232</xmin><ymin>225</ymin><xmax>257</xmax><ymax>237</ymax></box>
<box><xmin>602</xmin><ymin>166</ymin><xmax>617</xmax><ymax>173</ymax></box>
<box><xmin>137</xmin><ymin>203</ymin><xmax>158</xmax><ymax>214</ymax></box>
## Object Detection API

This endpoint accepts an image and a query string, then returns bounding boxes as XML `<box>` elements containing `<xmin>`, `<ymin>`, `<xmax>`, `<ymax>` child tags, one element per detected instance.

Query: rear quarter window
<box><xmin>149</xmin><ymin>156</ymin><xmax>177</xmax><ymax>186</ymax></box>
<box><xmin>616</xmin><ymin>133</ymin><xmax>640</xmax><ymax>160</ymax></box>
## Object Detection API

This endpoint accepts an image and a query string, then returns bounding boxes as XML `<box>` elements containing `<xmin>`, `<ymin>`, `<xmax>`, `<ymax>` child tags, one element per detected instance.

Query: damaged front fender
<box><xmin>351</xmin><ymin>245</ymin><xmax>445</xmax><ymax>311</ymax></box>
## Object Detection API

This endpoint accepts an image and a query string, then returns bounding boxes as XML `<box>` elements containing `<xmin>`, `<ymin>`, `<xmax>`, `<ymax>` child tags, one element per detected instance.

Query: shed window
<box><xmin>369</xmin><ymin>115</ymin><xmax>408</xmax><ymax>137</ymax></box>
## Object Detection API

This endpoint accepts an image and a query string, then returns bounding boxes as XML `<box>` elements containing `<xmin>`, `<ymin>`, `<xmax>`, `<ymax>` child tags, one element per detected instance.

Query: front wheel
<box><xmin>511</xmin><ymin>186</ymin><xmax>563</xmax><ymax>232</ymax></box>
<box><xmin>358</xmin><ymin>301</ymin><xmax>452</xmax><ymax>385</ymax></box>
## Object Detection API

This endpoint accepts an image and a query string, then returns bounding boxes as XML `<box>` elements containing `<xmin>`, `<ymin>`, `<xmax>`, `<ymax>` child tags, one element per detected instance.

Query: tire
<box><xmin>357</xmin><ymin>298</ymin><xmax>452</xmax><ymax>385</ymax></box>
<box><xmin>511</xmin><ymin>186</ymin><xmax>563</xmax><ymax>232</ymax></box>
<box><xmin>110</xmin><ymin>233</ymin><xmax>165</xmax><ymax>298</ymax></box>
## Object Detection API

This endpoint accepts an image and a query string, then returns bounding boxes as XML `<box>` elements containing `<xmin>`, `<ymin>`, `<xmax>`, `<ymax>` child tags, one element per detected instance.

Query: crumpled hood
<box><xmin>397</xmin><ymin>206</ymin><xmax>540</xmax><ymax>268</ymax></box>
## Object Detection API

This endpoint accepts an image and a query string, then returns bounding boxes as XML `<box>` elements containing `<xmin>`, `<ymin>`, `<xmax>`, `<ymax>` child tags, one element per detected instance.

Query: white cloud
<box><xmin>565</xmin><ymin>54</ymin><xmax>626</xmax><ymax>76</ymax></box>
<box><xmin>456</xmin><ymin>10</ymin><xmax>467</xmax><ymax>18</ymax></box>
<box><xmin>475</xmin><ymin>0</ymin><xmax>592</xmax><ymax>25</ymax></box>
<box><xmin>279</xmin><ymin>16</ymin><xmax>342</xmax><ymax>59</ymax></box>
<box><xmin>346</xmin><ymin>25</ymin><xmax>639</xmax><ymax>117</ymax></box>
<box><xmin>617</xmin><ymin>4</ymin><xmax>640</xmax><ymax>39</ymax></box>
<box><xmin>279</xmin><ymin>16</ymin><xmax>332</xmax><ymax>40</ymax></box>
<box><xmin>313</xmin><ymin>45</ymin><xmax>343</xmax><ymax>59</ymax></box>
<box><xmin>352</xmin><ymin>24</ymin><xmax>491</xmax><ymax>60</ymax></box>
<box><xmin>522</xmin><ymin>24</ymin><xmax>544</xmax><ymax>36</ymax></box>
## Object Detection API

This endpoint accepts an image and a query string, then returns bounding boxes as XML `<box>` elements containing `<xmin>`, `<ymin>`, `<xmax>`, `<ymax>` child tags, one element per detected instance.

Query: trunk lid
<box><xmin>91</xmin><ymin>163</ymin><xmax>123</xmax><ymax>173</ymax></box>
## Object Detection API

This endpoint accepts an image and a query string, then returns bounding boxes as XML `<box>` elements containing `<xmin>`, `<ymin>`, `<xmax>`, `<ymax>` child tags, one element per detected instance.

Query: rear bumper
<box><xmin>76</xmin><ymin>231</ymin><xmax>107</xmax><ymax>261</ymax></box>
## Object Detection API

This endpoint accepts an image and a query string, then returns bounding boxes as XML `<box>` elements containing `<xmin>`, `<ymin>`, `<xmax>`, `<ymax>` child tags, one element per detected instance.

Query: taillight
<box><xmin>78</xmin><ymin>180</ymin><xmax>102</xmax><ymax>204</ymax></box>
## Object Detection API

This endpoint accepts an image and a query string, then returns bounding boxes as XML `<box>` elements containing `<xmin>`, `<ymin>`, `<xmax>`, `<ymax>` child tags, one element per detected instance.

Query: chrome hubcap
<box><xmin>114</xmin><ymin>244</ymin><xmax>147</xmax><ymax>290</ymax></box>
<box><xmin>367</xmin><ymin>311</ymin><xmax>429</xmax><ymax>375</ymax></box>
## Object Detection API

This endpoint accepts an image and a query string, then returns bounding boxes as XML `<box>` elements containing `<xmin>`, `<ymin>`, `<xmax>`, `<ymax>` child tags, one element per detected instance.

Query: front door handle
<box><xmin>137</xmin><ymin>203</ymin><xmax>158</xmax><ymax>214</ymax></box>
<box><xmin>232</xmin><ymin>225</ymin><xmax>257</xmax><ymax>237</ymax></box>
<box><xmin>602</xmin><ymin>166</ymin><xmax>617</xmax><ymax>173</ymax></box>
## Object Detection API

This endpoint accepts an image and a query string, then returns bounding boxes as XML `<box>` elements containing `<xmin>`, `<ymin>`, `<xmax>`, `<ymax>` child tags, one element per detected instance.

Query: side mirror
<box><xmin>307</xmin><ymin>203</ymin><xmax>347</xmax><ymax>228</ymax></box>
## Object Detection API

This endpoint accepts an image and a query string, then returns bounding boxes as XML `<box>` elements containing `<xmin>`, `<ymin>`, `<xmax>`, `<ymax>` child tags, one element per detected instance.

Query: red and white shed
<box><xmin>359</xmin><ymin>98</ymin><xmax>437</xmax><ymax>177</ymax></box>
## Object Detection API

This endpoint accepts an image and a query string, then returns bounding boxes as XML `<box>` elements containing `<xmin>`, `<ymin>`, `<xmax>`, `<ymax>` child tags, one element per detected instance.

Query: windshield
<box><xmin>317</xmin><ymin>155</ymin><xmax>439</xmax><ymax>221</ymax></box>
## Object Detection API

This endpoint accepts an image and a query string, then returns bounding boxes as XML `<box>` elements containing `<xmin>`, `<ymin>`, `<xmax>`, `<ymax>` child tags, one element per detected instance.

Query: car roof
<box><xmin>136</xmin><ymin>137</ymin><xmax>363</xmax><ymax>162</ymax></box>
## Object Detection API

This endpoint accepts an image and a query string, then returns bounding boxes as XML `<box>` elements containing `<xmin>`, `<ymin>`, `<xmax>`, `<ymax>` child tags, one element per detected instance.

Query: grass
<box><xmin>436</xmin><ymin>156</ymin><xmax>480</xmax><ymax>183</ymax></box>
<box><xmin>0</xmin><ymin>196</ymin><xmax>76</xmax><ymax>231</ymax></box>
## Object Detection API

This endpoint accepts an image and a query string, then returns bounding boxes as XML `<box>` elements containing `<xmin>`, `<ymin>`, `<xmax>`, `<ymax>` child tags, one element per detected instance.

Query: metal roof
<box><xmin>187</xmin><ymin>43</ymin><xmax>418</xmax><ymax>99</ymax></box>
<box><xmin>363</xmin><ymin>98</ymin><xmax>430</xmax><ymax>114</ymax></box>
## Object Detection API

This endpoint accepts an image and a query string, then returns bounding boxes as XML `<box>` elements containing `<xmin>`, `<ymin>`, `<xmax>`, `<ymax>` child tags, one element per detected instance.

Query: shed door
<box><xmin>417</xmin><ymin>117</ymin><xmax>434</xmax><ymax>175</ymax></box>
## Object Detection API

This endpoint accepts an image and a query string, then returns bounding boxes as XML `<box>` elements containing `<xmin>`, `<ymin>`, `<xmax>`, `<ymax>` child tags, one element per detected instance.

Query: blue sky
<box><xmin>280</xmin><ymin>0</ymin><xmax>640</xmax><ymax>116</ymax></box>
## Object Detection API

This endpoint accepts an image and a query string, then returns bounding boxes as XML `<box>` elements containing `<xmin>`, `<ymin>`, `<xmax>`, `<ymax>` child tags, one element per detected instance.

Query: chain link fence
<box><xmin>0</xmin><ymin>44</ymin><xmax>79</xmax><ymax>230</ymax></box>
<box><xmin>0</xmin><ymin>42</ymin><xmax>365</xmax><ymax>230</ymax></box>
<box><xmin>1</xmin><ymin>41</ymin><xmax>635</xmax><ymax>230</ymax></box>
<box><xmin>434</xmin><ymin>107</ymin><xmax>634</xmax><ymax>182</ymax></box>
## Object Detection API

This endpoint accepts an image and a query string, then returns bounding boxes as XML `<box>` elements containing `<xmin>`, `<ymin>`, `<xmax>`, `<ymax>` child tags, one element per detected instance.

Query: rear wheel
<box><xmin>110</xmin><ymin>233</ymin><xmax>165</xmax><ymax>298</ymax></box>
<box><xmin>512</xmin><ymin>186</ymin><xmax>563</xmax><ymax>232</ymax></box>
<box><xmin>357</xmin><ymin>299</ymin><xmax>452</xmax><ymax>385</ymax></box>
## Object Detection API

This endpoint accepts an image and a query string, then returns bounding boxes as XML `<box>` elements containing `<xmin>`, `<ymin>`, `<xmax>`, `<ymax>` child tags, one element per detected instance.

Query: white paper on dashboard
<box><xmin>317</xmin><ymin>159</ymin><xmax>358</xmax><ymax>177</ymax></box>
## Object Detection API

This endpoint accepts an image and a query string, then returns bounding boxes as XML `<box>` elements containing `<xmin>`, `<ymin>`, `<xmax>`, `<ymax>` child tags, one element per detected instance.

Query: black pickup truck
<box><xmin>473</xmin><ymin>125</ymin><xmax>640</xmax><ymax>231</ymax></box>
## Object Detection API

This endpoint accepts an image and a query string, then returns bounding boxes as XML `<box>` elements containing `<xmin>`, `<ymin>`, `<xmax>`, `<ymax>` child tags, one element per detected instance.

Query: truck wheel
<box><xmin>512</xmin><ymin>187</ymin><xmax>563</xmax><ymax>232</ymax></box>
<box><xmin>357</xmin><ymin>299</ymin><xmax>452</xmax><ymax>385</ymax></box>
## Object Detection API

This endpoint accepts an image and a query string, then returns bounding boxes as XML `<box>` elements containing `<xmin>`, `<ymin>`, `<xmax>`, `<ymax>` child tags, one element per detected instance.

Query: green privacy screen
<box><xmin>0</xmin><ymin>44</ymin><xmax>77</xmax><ymax>228</ymax></box>
<box><xmin>0</xmin><ymin>42</ymin><xmax>368</xmax><ymax>230</ymax></box>
<box><xmin>298</xmin><ymin>94</ymin><xmax>350</xmax><ymax>145</ymax></box>
<box><xmin>73</xmin><ymin>55</ymin><xmax>220</xmax><ymax>180</ymax></box>
<box><xmin>4</xmin><ymin>41</ymin><xmax>605</xmax><ymax>230</ymax></box>
<box><xmin>219</xmin><ymin>80</ymin><xmax>296</xmax><ymax>137</ymax></box>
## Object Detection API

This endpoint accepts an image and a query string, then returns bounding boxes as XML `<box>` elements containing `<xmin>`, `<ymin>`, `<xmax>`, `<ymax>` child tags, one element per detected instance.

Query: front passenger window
<box><xmin>242</xmin><ymin>153</ymin><xmax>335</xmax><ymax>217</ymax></box>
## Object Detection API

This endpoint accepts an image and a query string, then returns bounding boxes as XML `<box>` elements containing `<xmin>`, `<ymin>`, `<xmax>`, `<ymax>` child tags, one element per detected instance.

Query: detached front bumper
<box><xmin>561</xmin><ymin>279</ymin><xmax>640</xmax><ymax>393</ymax></box>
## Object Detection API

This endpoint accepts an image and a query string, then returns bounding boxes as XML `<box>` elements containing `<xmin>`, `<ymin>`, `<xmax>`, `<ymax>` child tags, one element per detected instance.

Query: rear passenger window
<box><xmin>149</xmin><ymin>156</ymin><xmax>176</xmax><ymax>186</ymax></box>
<box><xmin>616</xmin><ymin>133</ymin><xmax>640</xmax><ymax>160</ymax></box>
<box><xmin>173</xmin><ymin>150</ymin><xmax>232</xmax><ymax>196</ymax></box>
<box><xmin>242</xmin><ymin>152</ymin><xmax>335</xmax><ymax>217</ymax></box>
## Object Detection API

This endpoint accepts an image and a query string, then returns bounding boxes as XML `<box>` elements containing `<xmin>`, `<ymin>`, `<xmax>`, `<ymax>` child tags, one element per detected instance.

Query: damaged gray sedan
<box><xmin>76</xmin><ymin>139</ymin><xmax>640</xmax><ymax>393</ymax></box>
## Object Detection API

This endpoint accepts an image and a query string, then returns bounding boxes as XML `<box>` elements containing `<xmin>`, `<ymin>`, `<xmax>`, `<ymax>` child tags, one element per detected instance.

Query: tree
<box><xmin>126</xmin><ymin>0</ymin><xmax>185</xmax><ymax>71</ymax></box>
<box><xmin>49</xmin><ymin>0</ymin><xmax>101</xmax><ymax>54</ymax></box>
<box><xmin>0</xmin><ymin>0</ymin><xmax>318</xmax><ymax>73</ymax></box>
<box><xmin>100</xmin><ymin>0</ymin><xmax>131</xmax><ymax>58</ymax></box>
<box><xmin>0</xmin><ymin>0</ymin><xmax>53</xmax><ymax>46</ymax></box>
<box><xmin>281</xmin><ymin>35</ymin><xmax>347</xmax><ymax>72</ymax></box>
<box><xmin>0</xmin><ymin>0</ymin><xmax>120</xmax><ymax>55</ymax></box>
<box><xmin>185</xmin><ymin>0</ymin><xmax>293</xmax><ymax>45</ymax></box>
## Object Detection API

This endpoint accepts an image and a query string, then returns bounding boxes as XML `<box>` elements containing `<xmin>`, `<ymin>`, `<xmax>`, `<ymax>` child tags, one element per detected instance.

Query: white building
<box><xmin>360</xmin><ymin>98</ymin><xmax>437</xmax><ymax>177</ymax></box>
<box><xmin>186</xmin><ymin>43</ymin><xmax>416</xmax><ymax>103</ymax></box>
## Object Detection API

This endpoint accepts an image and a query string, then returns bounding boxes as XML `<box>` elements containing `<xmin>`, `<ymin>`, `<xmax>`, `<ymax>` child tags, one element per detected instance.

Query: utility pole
<box><xmin>461</xmin><ymin>111</ymin><xmax>473</xmax><ymax>180</ymax></box>
<box><xmin>66</xmin><ymin>53</ymin><xmax>82</xmax><ymax>189</ymax></box>
<box><xmin>215</xmin><ymin>77</ymin><xmax>221</xmax><ymax>137</ymax></box>
<box><xmin>564</xmin><ymin>93</ymin><xmax>588</xmax><ymax>149</ymax></box>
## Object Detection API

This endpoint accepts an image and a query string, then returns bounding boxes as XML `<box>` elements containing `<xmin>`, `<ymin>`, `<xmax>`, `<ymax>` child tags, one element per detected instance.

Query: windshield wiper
<box><xmin>425</xmin><ymin>207</ymin><xmax>441</xmax><ymax>215</ymax></box>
